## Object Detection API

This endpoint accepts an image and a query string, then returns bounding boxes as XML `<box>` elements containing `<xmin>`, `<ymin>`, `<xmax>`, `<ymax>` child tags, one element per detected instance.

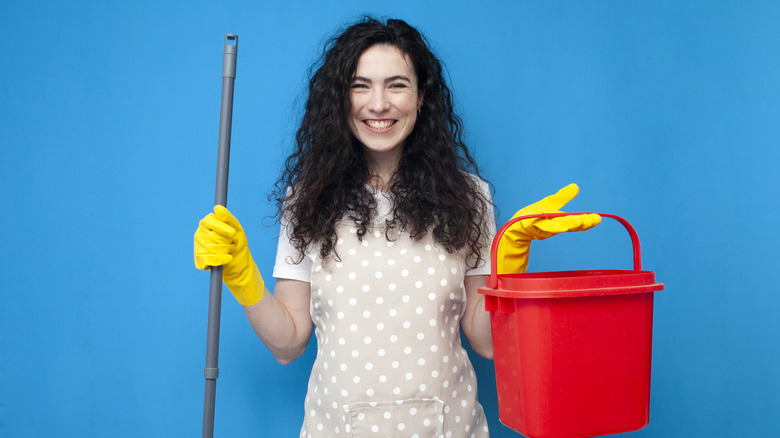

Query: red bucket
<box><xmin>479</xmin><ymin>213</ymin><xmax>664</xmax><ymax>438</ymax></box>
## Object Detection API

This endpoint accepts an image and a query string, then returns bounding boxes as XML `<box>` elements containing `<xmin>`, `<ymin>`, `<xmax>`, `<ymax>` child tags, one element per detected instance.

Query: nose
<box><xmin>368</xmin><ymin>89</ymin><xmax>389</xmax><ymax>112</ymax></box>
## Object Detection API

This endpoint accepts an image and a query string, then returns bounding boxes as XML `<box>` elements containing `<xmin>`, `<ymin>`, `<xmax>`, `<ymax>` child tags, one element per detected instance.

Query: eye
<box><xmin>350</xmin><ymin>83</ymin><xmax>369</xmax><ymax>90</ymax></box>
<box><xmin>389</xmin><ymin>82</ymin><xmax>408</xmax><ymax>89</ymax></box>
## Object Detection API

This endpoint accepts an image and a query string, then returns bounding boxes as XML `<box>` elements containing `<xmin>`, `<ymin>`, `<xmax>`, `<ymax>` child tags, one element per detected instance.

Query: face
<box><xmin>348</xmin><ymin>44</ymin><xmax>423</xmax><ymax>162</ymax></box>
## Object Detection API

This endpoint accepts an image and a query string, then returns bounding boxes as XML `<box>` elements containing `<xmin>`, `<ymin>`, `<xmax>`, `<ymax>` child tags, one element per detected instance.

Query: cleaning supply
<box><xmin>481</xmin><ymin>212</ymin><xmax>664</xmax><ymax>438</ymax></box>
<box><xmin>195</xmin><ymin>205</ymin><xmax>265</xmax><ymax>306</ymax></box>
<box><xmin>498</xmin><ymin>184</ymin><xmax>601</xmax><ymax>275</ymax></box>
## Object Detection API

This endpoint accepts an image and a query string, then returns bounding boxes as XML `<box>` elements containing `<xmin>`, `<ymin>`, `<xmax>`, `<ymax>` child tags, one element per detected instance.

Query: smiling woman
<box><xmin>347</xmin><ymin>44</ymin><xmax>424</xmax><ymax>185</ymax></box>
<box><xmin>196</xmin><ymin>16</ymin><xmax>497</xmax><ymax>438</ymax></box>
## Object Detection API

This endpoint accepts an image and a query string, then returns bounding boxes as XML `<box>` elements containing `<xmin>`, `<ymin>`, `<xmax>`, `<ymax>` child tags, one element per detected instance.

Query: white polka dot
<box><xmin>431</xmin><ymin>345</ymin><xmax>438</xmax><ymax>352</ymax></box>
<box><xmin>392</xmin><ymin>361</ymin><xmax>400</xmax><ymax>368</ymax></box>
<box><xmin>353</xmin><ymin>376</ymin><xmax>360</xmax><ymax>384</ymax></box>
<box><xmin>351</xmin><ymin>350</ymin><xmax>359</xmax><ymax>358</ymax></box>
<box><xmin>413</xmin><ymin>256</ymin><xmax>421</xmax><ymax>263</ymax></box>
<box><xmin>402</xmin><ymin>295</ymin><xmax>411</xmax><ymax>303</ymax></box>
<box><xmin>375</xmin><ymin>297</ymin><xmax>384</xmax><ymax>305</ymax></box>
<box><xmin>440</xmin><ymin>279</ymin><xmax>448</xmax><ymax>286</ymax></box>
<box><xmin>371</xmin><ymin>425</ymin><xmax>379</xmax><ymax>432</ymax></box>
<box><xmin>393</xmin><ymin>387</ymin><xmax>401</xmax><ymax>395</ymax></box>
<box><xmin>365</xmin><ymin>362</ymin><xmax>373</xmax><ymax>371</ymax></box>
<box><xmin>377</xmin><ymin>348</ymin><xmax>386</xmax><ymax>357</ymax></box>
<box><xmin>390</xmin><ymin>335</ymin><xmax>398</xmax><ymax>342</ymax></box>
<box><xmin>361</xmin><ymin>240</ymin><xmax>369</xmax><ymax>247</ymax></box>
<box><xmin>427</xmin><ymin>267</ymin><xmax>435</xmax><ymax>275</ymax></box>
<box><xmin>415</xmin><ymin>281</ymin><xmax>424</xmax><ymax>288</ymax></box>
<box><xmin>416</xmin><ymin>332</ymin><xmax>425</xmax><ymax>340</ymax></box>
<box><xmin>405</xmin><ymin>372</ymin><xmax>413</xmax><ymax>380</ymax></box>
<box><xmin>348</xmin><ymin>272</ymin><xmax>356</xmax><ymax>280</ymax></box>
<box><xmin>325</xmin><ymin>274</ymin><xmax>332</xmax><ymax>281</ymax></box>
<box><xmin>362</xmin><ymin>310</ymin><xmax>371</xmax><ymax>318</ymax></box>
<box><xmin>387</xmin><ymin>259</ymin><xmax>396</xmax><ymax>265</ymax></box>
<box><xmin>363</xmin><ymin>336</ymin><xmax>372</xmax><ymax>344</ymax></box>
<box><xmin>401</xmin><ymin>269</ymin><xmax>409</xmax><ymax>277</ymax></box>
<box><xmin>366</xmin><ymin>388</ymin><xmax>374</xmax><ymax>396</ymax></box>
<box><xmin>425</xmin><ymin>244</ymin><xmax>432</xmax><ymax>251</ymax></box>
<box><xmin>389</xmin><ymin>309</ymin><xmax>398</xmax><ymax>317</ymax></box>
<box><xmin>415</xmin><ymin>307</ymin><xmax>424</xmax><ymax>315</ymax></box>
<box><xmin>397</xmin><ymin>423</ymin><xmax>406</xmax><ymax>431</ymax></box>
<box><xmin>362</xmin><ymin>284</ymin><xmax>370</xmax><ymax>292</ymax></box>
<box><xmin>348</xmin><ymin>249</ymin><xmax>356</xmax><ymax>255</ymax></box>
<box><xmin>429</xmin><ymin>319</ymin><xmax>437</xmax><ymax>326</ymax></box>
<box><xmin>375</xmin><ymin>271</ymin><xmax>383</xmax><ymax>279</ymax></box>
<box><xmin>418</xmin><ymin>358</ymin><xmax>426</xmax><ymax>366</ymax></box>
<box><xmin>403</xmin><ymin>346</ymin><xmax>412</xmax><ymax>354</ymax></box>
<box><xmin>388</xmin><ymin>283</ymin><xmax>397</xmax><ymax>291</ymax></box>
<box><xmin>403</xmin><ymin>321</ymin><xmax>411</xmax><ymax>329</ymax></box>
<box><xmin>419</xmin><ymin>383</ymin><xmax>427</xmax><ymax>391</ymax></box>
<box><xmin>400</xmin><ymin>248</ymin><xmax>407</xmax><ymax>255</ymax></box>
<box><xmin>379</xmin><ymin>375</ymin><xmax>387</xmax><ymax>383</ymax></box>
<box><xmin>336</xmin><ymin>285</ymin><xmax>344</xmax><ymax>293</ymax></box>
<box><xmin>383</xmin><ymin>411</ymin><xmax>392</xmax><ymax>419</ymax></box>
<box><xmin>339</xmin><ymin>337</ymin><xmax>346</xmax><ymax>345</ymax></box>
<box><xmin>438</xmin><ymin>254</ymin><xmax>446</xmax><ymax>261</ymax></box>
<box><xmin>376</xmin><ymin>322</ymin><xmax>384</xmax><ymax>330</ymax></box>
<box><xmin>349</xmin><ymin>324</ymin><xmax>358</xmax><ymax>332</ymax></box>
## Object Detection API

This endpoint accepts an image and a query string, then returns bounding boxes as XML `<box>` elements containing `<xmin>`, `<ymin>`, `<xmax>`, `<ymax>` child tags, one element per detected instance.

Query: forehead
<box><xmin>354</xmin><ymin>44</ymin><xmax>416</xmax><ymax>79</ymax></box>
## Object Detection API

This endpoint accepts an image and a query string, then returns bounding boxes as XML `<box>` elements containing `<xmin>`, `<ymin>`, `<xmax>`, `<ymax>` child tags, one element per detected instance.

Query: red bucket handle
<box><xmin>487</xmin><ymin>213</ymin><xmax>643</xmax><ymax>289</ymax></box>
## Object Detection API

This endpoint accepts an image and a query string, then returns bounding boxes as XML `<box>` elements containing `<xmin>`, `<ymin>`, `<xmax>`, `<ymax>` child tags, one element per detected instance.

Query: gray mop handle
<box><xmin>203</xmin><ymin>33</ymin><xmax>237</xmax><ymax>438</ymax></box>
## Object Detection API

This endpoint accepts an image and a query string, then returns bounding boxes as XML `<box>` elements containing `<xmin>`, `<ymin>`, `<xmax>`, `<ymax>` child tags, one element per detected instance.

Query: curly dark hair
<box><xmin>272</xmin><ymin>16</ymin><xmax>493</xmax><ymax>268</ymax></box>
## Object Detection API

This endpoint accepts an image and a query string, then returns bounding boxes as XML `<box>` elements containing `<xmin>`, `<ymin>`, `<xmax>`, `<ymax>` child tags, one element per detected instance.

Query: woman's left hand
<box><xmin>497</xmin><ymin>184</ymin><xmax>601</xmax><ymax>275</ymax></box>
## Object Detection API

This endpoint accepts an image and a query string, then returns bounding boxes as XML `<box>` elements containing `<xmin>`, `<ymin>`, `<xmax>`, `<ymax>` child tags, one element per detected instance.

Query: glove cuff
<box><xmin>227</xmin><ymin>259</ymin><xmax>265</xmax><ymax>306</ymax></box>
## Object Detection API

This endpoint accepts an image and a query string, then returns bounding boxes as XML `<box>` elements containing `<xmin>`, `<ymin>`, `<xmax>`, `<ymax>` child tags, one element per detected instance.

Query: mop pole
<box><xmin>203</xmin><ymin>33</ymin><xmax>238</xmax><ymax>438</ymax></box>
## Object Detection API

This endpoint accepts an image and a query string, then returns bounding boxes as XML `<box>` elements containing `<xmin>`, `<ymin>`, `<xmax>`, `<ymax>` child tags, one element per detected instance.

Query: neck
<box><xmin>365</xmin><ymin>150</ymin><xmax>401</xmax><ymax>192</ymax></box>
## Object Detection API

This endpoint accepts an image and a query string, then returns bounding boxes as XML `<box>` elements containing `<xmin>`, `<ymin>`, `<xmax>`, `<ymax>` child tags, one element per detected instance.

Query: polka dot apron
<box><xmin>300</xmin><ymin>221</ymin><xmax>489</xmax><ymax>438</ymax></box>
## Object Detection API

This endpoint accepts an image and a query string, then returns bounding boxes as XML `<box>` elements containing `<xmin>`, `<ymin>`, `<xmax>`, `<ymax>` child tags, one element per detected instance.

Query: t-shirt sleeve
<box><xmin>272</xmin><ymin>214</ymin><xmax>313</xmax><ymax>282</ymax></box>
<box><xmin>465</xmin><ymin>178</ymin><xmax>496</xmax><ymax>277</ymax></box>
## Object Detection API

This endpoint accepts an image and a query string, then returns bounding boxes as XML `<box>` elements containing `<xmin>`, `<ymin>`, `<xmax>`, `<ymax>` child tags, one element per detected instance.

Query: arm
<box><xmin>243</xmin><ymin>278</ymin><xmax>313</xmax><ymax>365</ymax></box>
<box><xmin>460</xmin><ymin>274</ymin><xmax>493</xmax><ymax>360</ymax></box>
<box><xmin>194</xmin><ymin>206</ymin><xmax>313</xmax><ymax>365</ymax></box>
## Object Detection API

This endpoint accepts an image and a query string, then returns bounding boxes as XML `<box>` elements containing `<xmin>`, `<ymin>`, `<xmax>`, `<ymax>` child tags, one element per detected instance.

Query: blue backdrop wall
<box><xmin>2</xmin><ymin>1</ymin><xmax>778</xmax><ymax>437</ymax></box>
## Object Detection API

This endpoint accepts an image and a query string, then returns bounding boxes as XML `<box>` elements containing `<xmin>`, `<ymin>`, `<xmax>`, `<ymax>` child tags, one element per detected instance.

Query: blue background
<box><xmin>2</xmin><ymin>1</ymin><xmax>778</xmax><ymax>437</ymax></box>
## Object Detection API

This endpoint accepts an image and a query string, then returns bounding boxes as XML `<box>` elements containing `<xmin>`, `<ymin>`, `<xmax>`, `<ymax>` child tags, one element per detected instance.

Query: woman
<box><xmin>194</xmin><ymin>17</ymin><xmax>598</xmax><ymax>437</ymax></box>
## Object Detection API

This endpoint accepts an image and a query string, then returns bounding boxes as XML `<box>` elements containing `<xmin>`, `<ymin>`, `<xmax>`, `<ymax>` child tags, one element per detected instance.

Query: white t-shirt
<box><xmin>272</xmin><ymin>180</ymin><xmax>495</xmax><ymax>281</ymax></box>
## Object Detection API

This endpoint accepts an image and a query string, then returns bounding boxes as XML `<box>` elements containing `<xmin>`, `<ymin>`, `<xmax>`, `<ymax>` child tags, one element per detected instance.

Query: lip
<box><xmin>363</xmin><ymin>119</ymin><xmax>397</xmax><ymax>133</ymax></box>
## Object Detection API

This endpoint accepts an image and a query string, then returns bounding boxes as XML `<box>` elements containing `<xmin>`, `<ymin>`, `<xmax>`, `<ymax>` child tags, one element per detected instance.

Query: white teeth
<box><xmin>365</xmin><ymin>120</ymin><xmax>395</xmax><ymax>129</ymax></box>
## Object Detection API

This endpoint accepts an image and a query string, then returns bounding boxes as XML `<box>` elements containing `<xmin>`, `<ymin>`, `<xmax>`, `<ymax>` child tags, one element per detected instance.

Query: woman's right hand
<box><xmin>194</xmin><ymin>205</ymin><xmax>264</xmax><ymax>305</ymax></box>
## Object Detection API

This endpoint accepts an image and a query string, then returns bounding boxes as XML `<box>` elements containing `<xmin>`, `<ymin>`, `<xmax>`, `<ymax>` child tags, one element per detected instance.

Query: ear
<box><xmin>417</xmin><ymin>89</ymin><xmax>425</xmax><ymax>110</ymax></box>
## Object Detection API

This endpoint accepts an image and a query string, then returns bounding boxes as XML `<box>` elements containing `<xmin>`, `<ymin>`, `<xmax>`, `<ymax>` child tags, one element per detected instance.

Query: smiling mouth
<box><xmin>364</xmin><ymin>120</ymin><xmax>396</xmax><ymax>130</ymax></box>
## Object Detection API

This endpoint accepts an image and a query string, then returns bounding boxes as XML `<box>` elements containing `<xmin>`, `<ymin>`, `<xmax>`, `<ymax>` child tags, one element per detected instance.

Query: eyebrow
<box><xmin>352</xmin><ymin>75</ymin><xmax>413</xmax><ymax>84</ymax></box>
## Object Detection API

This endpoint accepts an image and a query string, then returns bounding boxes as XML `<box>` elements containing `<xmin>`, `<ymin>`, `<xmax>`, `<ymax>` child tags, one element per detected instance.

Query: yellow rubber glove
<box><xmin>498</xmin><ymin>184</ymin><xmax>601</xmax><ymax>275</ymax></box>
<box><xmin>194</xmin><ymin>205</ymin><xmax>264</xmax><ymax>306</ymax></box>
